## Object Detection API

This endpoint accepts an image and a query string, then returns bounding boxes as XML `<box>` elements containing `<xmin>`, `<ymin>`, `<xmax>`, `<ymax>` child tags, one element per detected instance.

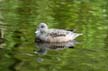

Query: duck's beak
<box><xmin>35</xmin><ymin>30</ymin><xmax>39</xmax><ymax>34</ymax></box>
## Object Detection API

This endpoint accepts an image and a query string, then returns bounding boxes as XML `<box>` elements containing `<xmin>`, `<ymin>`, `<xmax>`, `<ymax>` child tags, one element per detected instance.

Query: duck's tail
<box><xmin>71</xmin><ymin>33</ymin><xmax>83</xmax><ymax>40</ymax></box>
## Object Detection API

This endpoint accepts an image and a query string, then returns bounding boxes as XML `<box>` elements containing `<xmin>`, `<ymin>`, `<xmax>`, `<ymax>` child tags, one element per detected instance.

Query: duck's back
<box><xmin>47</xmin><ymin>29</ymin><xmax>71</xmax><ymax>37</ymax></box>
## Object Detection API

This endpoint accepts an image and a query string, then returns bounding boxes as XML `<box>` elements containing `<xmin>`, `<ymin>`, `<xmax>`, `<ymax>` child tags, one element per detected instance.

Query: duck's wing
<box><xmin>47</xmin><ymin>29</ymin><xmax>71</xmax><ymax>37</ymax></box>
<box><xmin>47</xmin><ymin>29</ymin><xmax>82</xmax><ymax>41</ymax></box>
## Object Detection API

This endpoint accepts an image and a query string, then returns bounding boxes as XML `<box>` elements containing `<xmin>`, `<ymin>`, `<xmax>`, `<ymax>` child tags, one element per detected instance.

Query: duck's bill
<box><xmin>35</xmin><ymin>30</ymin><xmax>39</xmax><ymax>34</ymax></box>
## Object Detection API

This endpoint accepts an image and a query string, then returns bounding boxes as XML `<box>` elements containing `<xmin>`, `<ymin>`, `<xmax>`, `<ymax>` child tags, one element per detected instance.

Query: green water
<box><xmin>0</xmin><ymin>0</ymin><xmax>108</xmax><ymax>71</ymax></box>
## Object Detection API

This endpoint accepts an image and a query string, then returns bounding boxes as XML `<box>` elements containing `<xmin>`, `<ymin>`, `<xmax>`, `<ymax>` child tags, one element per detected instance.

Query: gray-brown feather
<box><xmin>47</xmin><ymin>29</ymin><xmax>70</xmax><ymax>37</ymax></box>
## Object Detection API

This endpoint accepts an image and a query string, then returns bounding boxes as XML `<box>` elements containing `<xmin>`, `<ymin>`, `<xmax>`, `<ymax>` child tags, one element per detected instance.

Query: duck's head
<box><xmin>35</xmin><ymin>23</ymin><xmax>48</xmax><ymax>34</ymax></box>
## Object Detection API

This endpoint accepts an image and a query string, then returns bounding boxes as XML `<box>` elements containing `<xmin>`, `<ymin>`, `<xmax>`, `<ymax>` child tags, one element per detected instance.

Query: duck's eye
<box><xmin>41</xmin><ymin>25</ymin><xmax>44</xmax><ymax>28</ymax></box>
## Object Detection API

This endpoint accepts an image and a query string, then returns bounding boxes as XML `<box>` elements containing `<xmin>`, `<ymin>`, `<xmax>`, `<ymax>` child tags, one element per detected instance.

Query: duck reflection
<box><xmin>35</xmin><ymin>39</ymin><xmax>78</xmax><ymax>55</ymax></box>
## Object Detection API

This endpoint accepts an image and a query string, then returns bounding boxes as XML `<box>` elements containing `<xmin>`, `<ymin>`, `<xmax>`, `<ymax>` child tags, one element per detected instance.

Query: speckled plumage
<box><xmin>35</xmin><ymin>23</ymin><xmax>82</xmax><ymax>43</ymax></box>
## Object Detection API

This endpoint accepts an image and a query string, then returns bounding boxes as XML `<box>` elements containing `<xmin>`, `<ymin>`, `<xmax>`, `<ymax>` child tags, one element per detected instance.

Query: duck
<box><xmin>35</xmin><ymin>23</ymin><xmax>82</xmax><ymax>43</ymax></box>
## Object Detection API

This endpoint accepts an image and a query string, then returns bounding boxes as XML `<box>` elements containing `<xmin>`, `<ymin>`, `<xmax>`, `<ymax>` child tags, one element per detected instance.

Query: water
<box><xmin>0</xmin><ymin>0</ymin><xmax>108</xmax><ymax>71</ymax></box>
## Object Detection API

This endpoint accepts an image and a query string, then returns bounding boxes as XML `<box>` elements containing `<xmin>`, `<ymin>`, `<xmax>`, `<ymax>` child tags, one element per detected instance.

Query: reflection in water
<box><xmin>35</xmin><ymin>40</ymin><xmax>78</xmax><ymax>62</ymax></box>
<box><xmin>0</xmin><ymin>38</ymin><xmax>4</xmax><ymax>44</ymax></box>
<box><xmin>35</xmin><ymin>40</ymin><xmax>78</xmax><ymax>55</ymax></box>
<box><xmin>36</xmin><ymin>57</ymin><xmax>44</xmax><ymax>62</ymax></box>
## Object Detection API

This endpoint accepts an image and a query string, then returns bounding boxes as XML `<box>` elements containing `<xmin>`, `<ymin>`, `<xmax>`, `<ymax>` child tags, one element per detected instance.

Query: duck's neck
<box><xmin>40</xmin><ymin>30</ymin><xmax>48</xmax><ymax>34</ymax></box>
